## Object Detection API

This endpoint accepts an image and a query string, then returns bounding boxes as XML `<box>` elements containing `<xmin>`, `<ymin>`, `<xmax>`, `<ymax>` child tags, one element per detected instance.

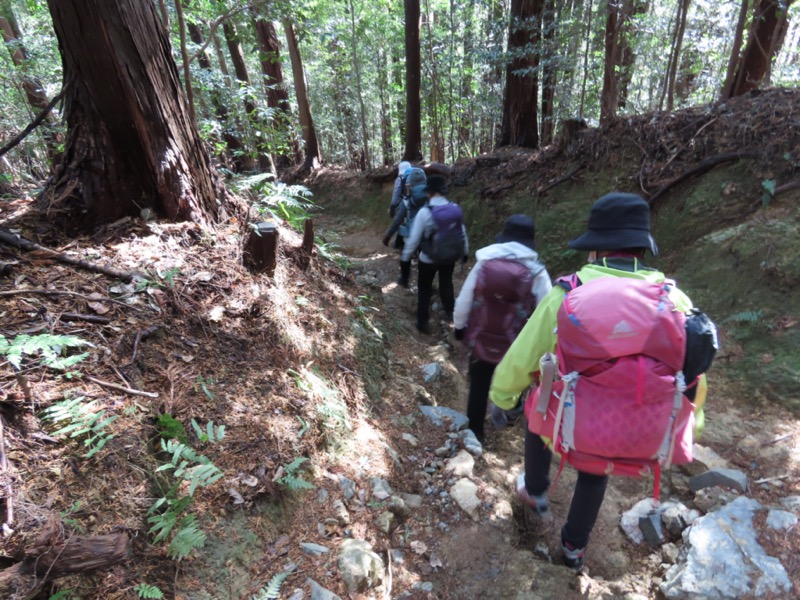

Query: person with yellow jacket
<box><xmin>489</xmin><ymin>193</ymin><xmax>710</xmax><ymax>570</ymax></box>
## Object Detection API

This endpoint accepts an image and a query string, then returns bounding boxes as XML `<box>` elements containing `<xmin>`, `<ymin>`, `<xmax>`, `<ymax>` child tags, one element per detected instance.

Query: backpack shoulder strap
<box><xmin>556</xmin><ymin>274</ymin><xmax>581</xmax><ymax>293</ymax></box>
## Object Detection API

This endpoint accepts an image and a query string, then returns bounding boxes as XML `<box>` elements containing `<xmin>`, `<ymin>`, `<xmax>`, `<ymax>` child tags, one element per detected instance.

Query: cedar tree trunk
<box><xmin>283</xmin><ymin>20</ymin><xmax>321</xmax><ymax>170</ymax></box>
<box><xmin>403</xmin><ymin>0</ymin><xmax>423</xmax><ymax>162</ymax></box>
<box><xmin>45</xmin><ymin>0</ymin><xmax>224</xmax><ymax>229</ymax></box>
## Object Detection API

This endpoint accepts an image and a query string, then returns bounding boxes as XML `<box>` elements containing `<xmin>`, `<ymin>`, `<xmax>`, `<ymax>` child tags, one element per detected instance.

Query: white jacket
<box><xmin>400</xmin><ymin>195</ymin><xmax>469</xmax><ymax>264</ymax></box>
<box><xmin>453</xmin><ymin>241</ymin><xmax>552</xmax><ymax>329</ymax></box>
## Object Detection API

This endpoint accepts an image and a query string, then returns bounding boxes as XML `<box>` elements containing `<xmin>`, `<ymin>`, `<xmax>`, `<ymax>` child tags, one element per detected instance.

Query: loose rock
<box><xmin>689</xmin><ymin>467</ymin><xmax>748</xmax><ymax>493</ymax></box>
<box><xmin>450</xmin><ymin>478</ymin><xmax>480</xmax><ymax>519</ymax></box>
<box><xmin>445</xmin><ymin>450</ymin><xmax>475</xmax><ymax>478</ymax></box>
<box><xmin>337</xmin><ymin>539</ymin><xmax>385</xmax><ymax>594</ymax></box>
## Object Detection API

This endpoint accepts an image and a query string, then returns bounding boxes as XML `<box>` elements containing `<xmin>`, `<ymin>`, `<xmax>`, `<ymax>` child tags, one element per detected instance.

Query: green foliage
<box><xmin>133</xmin><ymin>583</ymin><xmax>165</xmax><ymax>599</ymax></box>
<box><xmin>252</xmin><ymin>568</ymin><xmax>295</xmax><ymax>600</ymax></box>
<box><xmin>761</xmin><ymin>179</ymin><xmax>777</xmax><ymax>207</ymax></box>
<box><xmin>0</xmin><ymin>333</ymin><xmax>91</xmax><ymax>371</ymax></box>
<box><xmin>60</xmin><ymin>500</ymin><xmax>86</xmax><ymax>533</ymax></box>
<box><xmin>724</xmin><ymin>310</ymin><xmax>764</xmax><ymax>323</ymax></box>
<box><xmin>43</xmin><ymin>397</ymin><xmax>117</xmax><ymax>458</ymax></box>
<box><xmin>156</xmin><ymin>413</ymin><xmax>188</xmax><ymax>443</ymax></box>
<box><xmin>194</xmin><ymin>375</ymin><xmax>215</xmax><ymax>400</ymax></box>
<box><xmin>236</xmin><ymin>174</ymin><xmax>315</xmax><ymax>232</ymax></box>
<box><xmin>276</xmin><ymin>456</ymin><xmax>315</xmax><ymax>491</ymax></box>
<box><xmin>47</xmin><ymin>591</ymin><xmax>74</xmax><ymax>600</ymax></box>
<box><xmin>148</xmin><ymin>421</ymin><xmax>224</xmax><ymax>560</ymax></box>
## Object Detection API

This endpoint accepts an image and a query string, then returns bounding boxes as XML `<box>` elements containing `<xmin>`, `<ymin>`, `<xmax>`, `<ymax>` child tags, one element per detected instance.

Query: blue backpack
<box><xmin>398</xmin><ymin>185</ymin><xmax>428</xmax><ymax>238</ymax></box>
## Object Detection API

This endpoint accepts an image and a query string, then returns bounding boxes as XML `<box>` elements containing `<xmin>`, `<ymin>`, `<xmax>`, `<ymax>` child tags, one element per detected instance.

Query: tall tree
<box><xmin>600</xmin><ymin>0</ymin><xmax>621</xmax><ymax>123</ymax></box>
<box><xmin>578</xmin><ymin>0</ymin><xmax>594</xmax><ymax>118</ymax></box>
<box><xmin>458</xmin><ymin>1</ymin><xmax>475</xmax><ymax>157</ymax></box>
<box><xmin>498</xmin><ymin>0</ymin><xmax>544</xmax><ymax>149</ymax></box>
<box><xmin>347</xmin><ymin>0</ymin><xmax>370</xmax><ymax>169</ymax></box>
<box><xmin>283</xmin><ymin>20</ymin><xmax>321</xmax><ymax>170</ymax></box>
<box><xmin>44</xmin><ymin>0</ymin><xmax>224</xmax><ymax>228</ymax></box>
<box><xmin>253</xmin><ymin>17</ymin><xmax>299</xmax><ymax>168</ymax></box>
<box><xmin>403</xmin><ymin>0</ymin><xmax>422</xmax><ymax>161</ymax></box>
<box><xmin>617</xmin><ymin>1</ymin><xmax>649</xmax><ymax>109</ymax></box>
<box><xmin>728</xmin><ymin>0</ymin><xmax>794</xmax><ymax>97</ymax></box>
<box><xmin>0</xmin><ymin>0</ymin><xmax>59</xmax><ymax>160</ymax></box>
<box><xmin>539</xmin><ymin>0</ymin><xmax>557</xmax><ymax>145</ymax></box>
<box><xmin>720</xmin><ymin>0</ymin><xmax>750</xmax><ymax>98</ymax></box>
<box><xmin>661</xmin><ymin>0</ymin><xmax>690</xmax><ymax>111</ymax></box>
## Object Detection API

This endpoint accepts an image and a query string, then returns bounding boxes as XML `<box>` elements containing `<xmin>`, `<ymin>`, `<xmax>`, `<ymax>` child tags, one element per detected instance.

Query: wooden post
<box><xmin>243</xmin><ymin>221</ymin><xmax>279</xmax><ymax>277</ymax></box>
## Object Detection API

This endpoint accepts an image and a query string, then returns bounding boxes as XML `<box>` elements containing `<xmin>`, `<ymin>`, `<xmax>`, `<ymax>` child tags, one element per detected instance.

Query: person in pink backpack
<box><xmin>489</xmin><ymin>193</ymin><xmax>712</xmax><ymax>570</ymax></box>
<box><xmin>452</xmin><ymin>215</ymin><xmax>552</xmax><ymax>443</ymax></box>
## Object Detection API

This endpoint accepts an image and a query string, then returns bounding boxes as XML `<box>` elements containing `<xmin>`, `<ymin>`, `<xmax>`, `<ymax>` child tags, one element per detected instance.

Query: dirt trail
<box><xmin>319</xmin><ymin>210</ymin><xmax>800</xmax><ymax>599</ymax></box>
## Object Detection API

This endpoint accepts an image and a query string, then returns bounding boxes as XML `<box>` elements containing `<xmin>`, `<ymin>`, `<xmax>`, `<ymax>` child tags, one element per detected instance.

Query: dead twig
<box><xmin>0</xmin><ymin>288</ymin><xmax>136</xmax><ymax>310</ymax></box>
<box><xmin>58</xmin><ymin>313</ymin><xmax>111</xmax><ymax>325</ymax></box>
<box><xmin>0</xmin><ymin>416</ymin><xmax>13</xmax><ymax>534</ymax></box>
<box><xmin>0</xmin><ymin>89</ymin><xmax>65</xmax><ymax>159</ymax></box>
<box><xmin>84</xmin><ymin>376</ymin><xmax>158</xmax><ymax>399</ymax></box>
<box><xmin>0</xmin><ymin>229</ymin><xmax>135</xmax><ymax>282</ymax></box>
<box><xmin>537</xmin><ymin>164</ymin><xmax>587</xmax><ymax>195</ymax></box>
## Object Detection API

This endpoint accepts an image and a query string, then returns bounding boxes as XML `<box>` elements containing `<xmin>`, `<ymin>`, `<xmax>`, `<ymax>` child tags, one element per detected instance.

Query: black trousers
<box><xmin>467</xmin><ymin>358</ymin><xmax>496</xmax><ymax>443</ymax></box>
<box><xmin>524</xmin><ymin>429</ymin><xmax>608</xmax><ymax>549</ymax></box>
<box><xmin>417</xmin><ymin>261</ymin><xmax>455</xmax><ymax>327</ymax></box>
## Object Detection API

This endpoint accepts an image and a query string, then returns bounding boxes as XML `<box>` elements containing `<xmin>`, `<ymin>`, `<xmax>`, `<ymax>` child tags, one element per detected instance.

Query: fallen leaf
<box><xmin>88</xmin><ymin>302</ymin><xmax>110</xmax><ymax>315</ymax></box>
<box><xmin>429</xmin><ymin>552</ymin><xmax>444</xmax><ymax>570</ymax></box>
<box><xmin>238</xmin><ymin>473</ymin><xmax>259</xmax><ymax>487</ymax></box>
<box><xmin>228</xmin><ymin>488</ymin><xmax>245</xmax><ymax>505</ymax></box>
<box><xmin>410</xmin><ymin>541</ymin><xmax>427</xmax><ymax>555</ymax></box>
<box><xmin>208</xmin><ymin>306</ymin><xmax>225</xmax><ymax>322</ymax></box>
<box><xmin>179</xmin><ymin>354</ymin><xmax>195</xmax><ymax>363</ymax></box>
<box><xmin>193</xmin><ymin>271</ymin><xmax>213</xmax><ymax>282</ymax></box>
<box><xmin>87</xmin><ymin>293</ymin><xmax>105</xmax><ymax>301</ymax></box>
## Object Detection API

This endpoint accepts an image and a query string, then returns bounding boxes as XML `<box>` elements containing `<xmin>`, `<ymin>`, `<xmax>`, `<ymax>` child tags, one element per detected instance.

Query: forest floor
<box><xmin>0</xmin><ymin>88</ymin><xmax>799</xmax><ymax>599</ymax></box>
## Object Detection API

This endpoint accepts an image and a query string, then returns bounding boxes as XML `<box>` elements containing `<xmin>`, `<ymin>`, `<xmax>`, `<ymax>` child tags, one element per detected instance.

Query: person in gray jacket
<box><xmin>401</xmin><ymin>175</ymin><xmax>468</xmax><ymax>333</ymax></box>
<box><xmin>453</xmin><ymin>215</ymin><xmax>552</xmax><ymax>442</ymax></box>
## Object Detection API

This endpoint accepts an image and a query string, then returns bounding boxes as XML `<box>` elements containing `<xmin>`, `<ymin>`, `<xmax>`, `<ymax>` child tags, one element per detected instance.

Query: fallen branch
<box><xmin>0</xmin><ymin>229</ymin><xmax>135</xmax><ymax>282</ymax></box>
<box><xmin>58</xmin><ymin>312</ymin><xmax>112</xmax><ymax>325</ymax></box>
<box><xmin>648</xmin><ymin>152</ymin><xmax>757</xmax><ymax>206</ymax></box>
<box><xmin>537</xmin><ymin>164</ymin><xmax>587</xmax><ymax>195</ymax></box>
<box><xmin>0</xmin><ymin>288</ymin><xmax>135</xmax><ymax>310</ymax></box>
<box><xmin>84</xmin><ymin>375</ymin><xmax>159</xmax><ymax>399</ymax></box>
<box><xmin>0</xmin><ymin>533</ymin><xmax>129</xmax><ymax>598</ymax></box>
<box><xmin>0</xmin><ymin>89</ymin><xmax>65</xmax><ymax>159</ymax></box>
<box><xmin>0</xmin><ymin>416</ymin><xmax>12</xmax><ymax>534</ymax></box>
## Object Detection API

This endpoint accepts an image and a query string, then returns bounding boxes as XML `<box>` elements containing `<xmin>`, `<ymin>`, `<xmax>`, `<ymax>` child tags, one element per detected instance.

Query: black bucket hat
<box><xmin>495</xmin><ymin>214</ymin><xmax>536</xmax><ymax>250</ymax></box>
<box><xmin>568</xmin><ymin>193</ymin><xmax>659</xmax><ymax>256</ymax></box>
<box><xmin>423</xmin><ymin>175</ymin><xmax>448</xmax><ymax>195</ymax></box>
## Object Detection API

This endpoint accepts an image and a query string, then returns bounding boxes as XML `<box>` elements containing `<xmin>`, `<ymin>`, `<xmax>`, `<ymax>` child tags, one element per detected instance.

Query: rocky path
<box><xmin>312</xmin><ymin>218</ymin><xmax>800</xmax><ymax>599</ymax></box>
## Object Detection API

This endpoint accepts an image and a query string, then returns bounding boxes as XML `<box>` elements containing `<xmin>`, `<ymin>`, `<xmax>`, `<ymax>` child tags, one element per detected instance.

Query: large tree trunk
<box><xmin>347</xmin><ymin>0</ymin><xmax>370</xmax><ymax>169</ymax></box>
<box><xmin>539</xmin><ymin>0</ymin><xmax>557</xmax><ymax>144</ymax></box>
<box><xmin>617</xmin><ymin>1</ymin><xmax>649</xmax><ymax>110</ymax></box>
<box><xmin>283</xmin><ymin>20</ymin><xmax>321</xmax><ymax>170</ymax></box>
<box><xmin>600</xmin><ymin>1</ymin><xmax>620</xmax><ymax>124</ymax></box>
<box><xmin>660</xmin><ymin>0</ymin><xmax>690</xmax><ymax>111</ymax></box>
<box><xmin>720</xmin><ymin>0</ymin><xmax>750</xmax><ymax>99</ymax></box>
<box><xmin>498</xmin><ymin>0</ymin><xmax>544</xmax><ymax>149</ymax></box>
<box><xmin>0</xmin><ymin>0</ymin><xmax>60</xmax><ymax>161</ymax></box>
<box><xmin>458</xmin><ymin>1</ymin><xmax>475</xmax><ymax>157</ymax></box>
<box><xmin>378</xmin><ymin>47</ymin><xmax>394</xmax><ymax>166</ymax></box>
<box><xmin>729</xmin><ymin>0</ymin><xmax>794</xmax><ymax>97</ymax></box>
<box><xmin>578</xmin><ymin>0</ymin><xmax>595</xmax><ymax>118</ymax></box>
<box><xmin>253</xmin><ymin>17</ymin><xmax>299</xmax><ymax>169</ymax></box>
<box><xmin>44</xmin><ymin>0</ymin><xmax>224</xmax><ymax>229</ymax></box>
<box><xmin>403</xmin><ymin>0</ymin><xmax>423</xmax><ymax>162</ymax></box>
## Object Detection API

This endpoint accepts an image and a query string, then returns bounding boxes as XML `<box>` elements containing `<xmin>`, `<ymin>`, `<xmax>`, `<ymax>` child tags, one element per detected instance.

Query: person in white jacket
<box><xmin>400</xmin><ymin>175</ymin><xmax>468</xmax><ymax>333</ymax></box>
<box><xmin>453</xmin><ymin>215</ymin><xmax>552</xmax><ymax>442</ymax></box>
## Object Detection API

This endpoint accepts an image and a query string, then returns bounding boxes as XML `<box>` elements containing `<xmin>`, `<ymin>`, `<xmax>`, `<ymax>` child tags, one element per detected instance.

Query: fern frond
<box><xmin>168</xmin><ymin>515</ymin><xmax>206</xmax><ymax>560</ymax></box>
<box><xmin>133</xmin><ymin>583</ymin><xmax>165</xmax><ymax>599</ymax></box>
<box><xmin>252</xmin><ymin>567</ymin><xmax>295</xmax><ymax>600</ymax></box>
<box><xmin>724</xmin><ymin>310</ymin><xmax>764</xmax><ymax>323</ymax></box>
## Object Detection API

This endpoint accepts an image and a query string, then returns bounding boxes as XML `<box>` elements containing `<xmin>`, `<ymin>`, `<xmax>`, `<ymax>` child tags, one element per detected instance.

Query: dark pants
<box><xmin>417</xmin><ymin>261</ymin><xmax>455</xmax><ymax>328</ymax></box>
<box><xmin>524</xmin><ymin>430</ymin><xmax>608</xmax><ymax>549</ymax></box>
<box><xmin>467</xmin><ymin>358</ymin><xmax>496</xmax><ymax>443</ymax></box>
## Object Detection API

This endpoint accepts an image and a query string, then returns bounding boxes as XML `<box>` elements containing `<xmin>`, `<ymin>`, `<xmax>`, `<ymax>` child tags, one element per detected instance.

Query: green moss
<box><xmin>156</xmin><ymin>413</ymin><xmax>188</xmax><ymax>443</ymax></box>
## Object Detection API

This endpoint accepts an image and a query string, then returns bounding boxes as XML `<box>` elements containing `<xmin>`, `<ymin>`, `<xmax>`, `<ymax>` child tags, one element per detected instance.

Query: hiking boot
<box><xmin>416</xmin><ymin>321</ymin><xmax>430</xmax><ymax>334</ymax></box>
<box><xmin>561</xmin><ymin>540</ymin><xmax>585</xmax><ymax>570</ymax></box>
<box><xmin>515</xmin><ymin>473</ymin><xmax>549</xmax><ymax>516</ymax></box>
<box><xmin>397</xmin><ymin>276</ymin><xmax>409</xmax><ymax>288</ymax></box>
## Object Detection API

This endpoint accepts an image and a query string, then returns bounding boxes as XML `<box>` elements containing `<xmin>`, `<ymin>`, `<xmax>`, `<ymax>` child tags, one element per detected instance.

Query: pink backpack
<box><xmin>525</xmin><ymin>275</ymin><xmax>694</xmax><ymax>497</ymax></box>
<box><xmin>466</xmin><ymin>259</ymin><xmax>536</xmax><ymax>364</ymax></box>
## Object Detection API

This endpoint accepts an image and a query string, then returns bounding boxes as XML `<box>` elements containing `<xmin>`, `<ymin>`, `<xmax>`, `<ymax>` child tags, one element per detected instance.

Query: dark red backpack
<box><xmin>466</xmin><ymin>259</ymin><xmax>536</xmax><ymax>364</ymax></box>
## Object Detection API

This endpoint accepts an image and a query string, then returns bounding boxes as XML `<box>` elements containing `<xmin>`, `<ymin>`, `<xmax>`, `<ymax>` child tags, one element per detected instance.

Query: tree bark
<box><xmin>283</xmin><ymin>20</ymin><xmax>321</xmax><ymax>170</ymax></box>
<box><xmin>44</xmin><ymin>0</ymin><xmax>225</xmax><ymax>229</ymax></box>
<box><xmin>720</xmin><ymin>0</ymin><xmax>750</xmax><ymax>99</ymax></box>
<box><xmin>223</xmin><ymin>21</ymin><xmax>256</xmax><ymax>116</ymax></box>
<box><xmin>347</xmin><ymin>0</ymin><xmax>370</xmax><ymax>169</ymax></box>
<box><xmin>616</xmin><ymin>1</ymin><xmax>648</xmax><ymax>110</ymax></box>
<box><xmin>600</xmin><ymin>1</ymin><xmax>621</xmax><ymax>124</ymax></box>
<box><xmin>253</xmin><ymin>18</ymin><xmax>299</xmax><ymax>169</ymax></box>
<box><xmin>0</xmin><ymin>0</ymin><xmax>60</xmax><ymax>160</ymax></box>
<box><xmin>578</xmin><ymin>0</ymin><xmax>594</xmax><ymax>118</ymax></box>
<box><xmin>498</xmin><ymin>0</ymin><xmax>544</xmax><ymax>149</ymax></box>
<box><xmin>539</xmin><ymin>0</ymin><xmax>557</xmax><ymax>145</ymax></box>
<box><xmin>403</xmin><ymin>0</ymin><xmax>423</xmax><ymax>161</ymax></box>
<box><xmin>378</xmin><ymin>47</ymin><xmax>393</xmax><ymax>166</ymax></box>
<box><xmin>0</xmin><ymin>533</ymin><xmax>129</xmax><ymax>599</ymax></box>
<box><xmin>729</xmin><ymin>0</ymin><xmax>794</xmax><ymax>96</ymax></box>
<box><xmin>458</xmin><ymin>1</ymin><xmax>475</xmax><ymax>156</ymax></box>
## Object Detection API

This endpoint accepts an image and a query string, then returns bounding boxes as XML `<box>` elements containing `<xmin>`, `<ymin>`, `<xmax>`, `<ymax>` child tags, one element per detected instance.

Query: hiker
<box><xmin>452</xmin><ymin>215</ymin><xmax>552</xmax><ymax>443</ymax></box>
<box><xmin>489</xmin><ymin>193</ymin><xmax>715</xmax><ymax>570</ymax></box>
<box><xmin>389</xmin><ymin>161</ymin><xmax>411</xmax><ymax>218</ymax></box>
<box><xmin>383</xmin><ymin>182</ymin><xmax>428</xmax><ymax>287</ymax></box>
<box><xmin>383</xmin><ymin>167</ymin><xmax>427</xmax><ymax>252</ymax></box>
<box><xmin>400</xmin><ymin>175</ymin><xmax>468</xmax><ymax>334</ymax></box>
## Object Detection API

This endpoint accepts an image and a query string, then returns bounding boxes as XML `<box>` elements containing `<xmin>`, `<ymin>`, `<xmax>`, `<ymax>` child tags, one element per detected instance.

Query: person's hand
<box><xmin>454</xmin><ymin>327</ymin><xmax>466</xmax><ymax>341</ymax></box>
<box><xmin>382</xmin><ymin>235</ymin><xmax>390</xmax><ymax>247</ymax></box>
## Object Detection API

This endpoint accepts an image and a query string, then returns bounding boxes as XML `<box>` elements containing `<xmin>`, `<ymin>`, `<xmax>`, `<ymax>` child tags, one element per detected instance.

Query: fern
<box><xmin>724</xmin><ymin>310</ymin><xmax>764</xmax><ymax>323</ymax></box>
<box><xmin>133</xmin><ymin>583</ymin><xmax>164</xmax><ymax>599</ymax></box>
<box><xmin>277</xmin><ymin>457</ymin><xmax>315</xmax><ymax>491</ymax></box>
<box><xmin>0</xmin><ymin>333</ymin><xmax>92</xmax><ymax>370</ymax></box>
<box><xmin>43</xmin><ymin>396</ymin><xmax>117</xmax><ymax>458</ymax></box>
<box><xmin>167</xmin><ymin>514</ymin><xmax>206</xmax><ymax>560</ymax></box>
<box><xmin>252</xmin><ymin>569</ymin><xmax>294</xmax><ymax>600</ymax></box>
